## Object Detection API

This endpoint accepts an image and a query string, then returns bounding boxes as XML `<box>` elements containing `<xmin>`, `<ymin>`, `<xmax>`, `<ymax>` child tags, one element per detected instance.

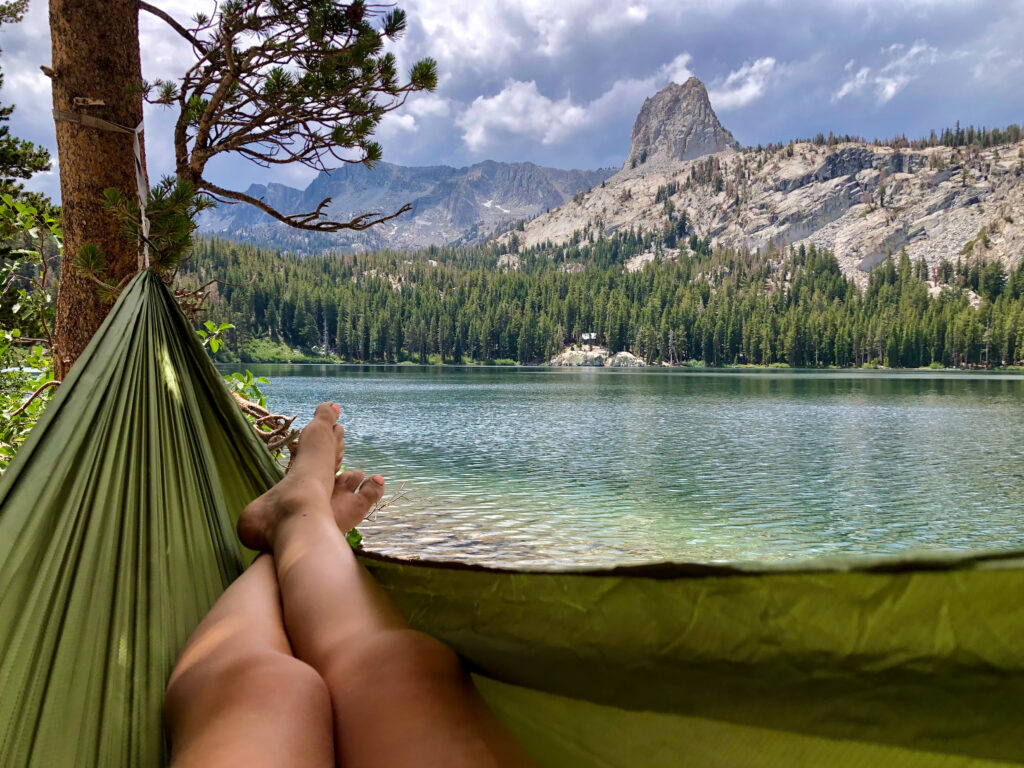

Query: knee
<box><xmin>166</xmin><ymin>651</ymin><xmax>329</xmax><ymax>731</ymax></box>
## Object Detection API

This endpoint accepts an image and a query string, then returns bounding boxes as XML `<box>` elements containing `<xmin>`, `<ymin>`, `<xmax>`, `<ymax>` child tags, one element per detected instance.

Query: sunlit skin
<box><xmin>165</xmin><ymin>403</ymin><xmax>533</xmax><ymax>768</ymax></box>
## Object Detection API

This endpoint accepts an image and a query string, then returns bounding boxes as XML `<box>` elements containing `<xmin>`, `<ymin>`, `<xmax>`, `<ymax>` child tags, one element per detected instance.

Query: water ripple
<box><xmin>231</xmin><ymin>366</ymin><xmax>1024</xmax><ymax>567</ymax></box>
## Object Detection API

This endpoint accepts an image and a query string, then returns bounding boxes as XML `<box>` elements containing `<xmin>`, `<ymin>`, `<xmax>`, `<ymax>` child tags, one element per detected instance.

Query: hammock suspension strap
<box><xmin>52</xmin><ymin>108</ymin><xmax>151</xmax><ymax>268</ymax></box>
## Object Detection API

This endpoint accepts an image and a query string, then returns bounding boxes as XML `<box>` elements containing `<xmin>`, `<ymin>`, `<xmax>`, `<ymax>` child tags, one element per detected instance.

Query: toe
<box><xmin>293</xmin><ymin>405</ymin><xmax>343</xmax><ymax>486</ymax></box>
<box><xmin>315</xmin><ymin>402</ymin><xmax>341</xmax><ymax>424</ymax></box>
<box><xmin>330</xmin><ymin>471</ymin><xmax>379</xmax><ymax>531</ymax></box>
<box><xmin>335</xmin><ymin>470</ymin><xmax>364</xmax><ymax>494</ymax></box>
<box><xmin>358</xmin><ymin>475</ymin><xmax>386</xmax><ymax>507</ymax></box>
<box><xmin>333</xmin><ymin>423</ymin><xmax>345</xmax><ymax>468</ymax></box>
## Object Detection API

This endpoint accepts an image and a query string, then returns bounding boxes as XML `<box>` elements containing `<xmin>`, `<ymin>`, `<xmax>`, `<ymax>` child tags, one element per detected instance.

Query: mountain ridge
<box><xmin>500</xmin><ymin>81</ymin><xmax>1024</xmax><ymax>281</ymax></box>
<box><xmin>202</xmin><ymin>76</ymin><xmax>1024</xmax><ymax>280</ymax></box>
<box><xmin>199</xmin><ymin>159</ymin><xmax>615</xmax><ymax>253</ymax></box>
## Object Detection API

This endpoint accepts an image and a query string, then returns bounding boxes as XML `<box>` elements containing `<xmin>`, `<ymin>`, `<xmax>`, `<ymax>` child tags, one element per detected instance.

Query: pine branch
<box><xmin>151</xmin><ymin>0</ymin><xmax>436</xmax><ymax>236</ymax></box>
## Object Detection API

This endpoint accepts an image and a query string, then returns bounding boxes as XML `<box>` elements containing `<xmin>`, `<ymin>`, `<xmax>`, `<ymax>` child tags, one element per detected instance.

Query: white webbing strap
<box><xmin>53</xmin><ymin>109</ymin><xmax>151</xmax><ymax>267</ymax></box>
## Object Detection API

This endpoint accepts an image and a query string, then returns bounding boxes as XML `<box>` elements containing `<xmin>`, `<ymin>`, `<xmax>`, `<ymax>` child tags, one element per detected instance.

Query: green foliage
<box><xmin>196</xmin><ymin>320</ymin><xmax>234</xmax><ymax>354</ymax></box>
<box><xmin>1</xmin><ymin>195</ymin><xmax>60</xmax><ymax>342</ymax></box>
<box><xmin>75</xmin><ymin>179</ymin><xmax>213</xmax><ymax>303</ymax></box>
<box><xmin>224</xmin><ymin>369</ymin><xmax>270</xmax><ymax>407</ymax></box>
<box><xmin>0</xmin><ymin>28</ymin><xmax>61</xmax><ymax>474</ymax></box>
<box><xmin>236</xmin><ymin>336</ymin><xmax>338</xmax><ymax>364</ymax></box>
<box><xmin>0</xmin><ymin>194</ymin><xmax>61</xmax><ymax>474</ymax></box>
<box><xmin>0</xmin><ymin>0</ymin><xmax>28</xmax><ymax>24</ymax></box>
<box><xmin>103</xmin><ymin>178</ymin><xmax>213</xmax><ymax>273</ymax></box>
<box><xmin>0</xmin><ymin>338</ymin><xmax>54</xmax><ymax>473</ymax></box>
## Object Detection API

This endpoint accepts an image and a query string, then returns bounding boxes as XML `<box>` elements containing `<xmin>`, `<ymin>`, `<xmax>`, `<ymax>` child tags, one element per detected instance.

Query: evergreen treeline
<box><xmin>185</xmin><ymin>231</ymin><xmax>1024</xmax><ymax>368</ymax></box>
<box><xmin>754</xmin><ymin>122</ymin><xmax>1023</xmax><ymax>154</ymax></box>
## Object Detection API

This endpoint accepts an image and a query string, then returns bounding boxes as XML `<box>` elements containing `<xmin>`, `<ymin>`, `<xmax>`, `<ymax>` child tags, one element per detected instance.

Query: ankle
<box><xmin>272</xmin><ymin>506</ymin><xmax>339</xmax><ymax>547</ymax></box>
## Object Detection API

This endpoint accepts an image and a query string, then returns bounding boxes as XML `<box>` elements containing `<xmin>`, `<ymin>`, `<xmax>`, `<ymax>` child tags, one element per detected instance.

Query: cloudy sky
<box><xmin>3</xmin><ymin>0</ymin><xmax>1023</xmax><ymax>199</ymax></box>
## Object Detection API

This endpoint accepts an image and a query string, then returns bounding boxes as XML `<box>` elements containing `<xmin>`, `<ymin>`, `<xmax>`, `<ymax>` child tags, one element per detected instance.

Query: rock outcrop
<box><xmin>605</xmin><ymin>351</ymin><xmax>647</xmax><ymax>367</ymax></box>
<box><xmin>505</xmin><ymin>137</ymin><xmax>1024</xmax><ymax>283</ymax></box>
<box><xmin>548</xmin><ymin>348</ymin><xmax>607</xmax><ymax>367</ymax></box>
<box><xmin>623</xmin><ymin>77</ymin><xmax>739</xmax><ymax>172</ymax></box>
<box><xmin>497</xmin><ymin>76</ymin><xmax>1024</xmax><ymax>281</ymax></box>
<box><xmin>547</xmin><ymin>348</ymin><xmax>647</xmax><ymax>367</ymax></box>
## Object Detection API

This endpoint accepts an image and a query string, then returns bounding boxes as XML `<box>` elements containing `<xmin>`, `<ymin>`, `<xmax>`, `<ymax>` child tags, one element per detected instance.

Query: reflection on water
<box><xmin>227</xmin><ymin>365</ymin><xmax>1024</xmax><ymax>567</ymax></box>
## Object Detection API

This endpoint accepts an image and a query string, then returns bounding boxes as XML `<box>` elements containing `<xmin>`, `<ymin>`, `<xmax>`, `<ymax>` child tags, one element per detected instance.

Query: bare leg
<box><xmin>238</xmin><ymin>403</ymin><xmax>533</xmax><ymax>768</ymax></box>
<box><xmin>164</xmin><ymin>555</ymin><xmax>334</xmax><ymax>767</ymax></box>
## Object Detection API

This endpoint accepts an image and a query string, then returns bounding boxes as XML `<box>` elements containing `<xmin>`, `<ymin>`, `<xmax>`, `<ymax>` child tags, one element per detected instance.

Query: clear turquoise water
<box><xmin>230</xmin><ymin>365</ymin><xmax>1024</xmax><ymax>567</ymax></box>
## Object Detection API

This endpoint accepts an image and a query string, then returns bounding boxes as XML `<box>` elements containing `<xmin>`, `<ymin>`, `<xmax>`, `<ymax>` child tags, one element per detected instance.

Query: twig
<box><xmin>10</xmin><ymin>380</ymin><xmax>59</xmax><ymax>418</ymax></box>
<box><xmin>174</xmin><ymin>276</ymin><xmax>255</xmax><ymax>320</ymax></box>
<box><xmin>364</xmin><ymin>480</ymin><xmax>411</xmax><ymax>521</ymax></box>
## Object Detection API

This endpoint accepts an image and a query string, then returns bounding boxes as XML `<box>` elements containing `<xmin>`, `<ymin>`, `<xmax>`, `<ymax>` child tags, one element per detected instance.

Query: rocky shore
<box><xmin>547</xmin><ymin>347</ymin><xmax>647</xmax><ymax>367</ymax></box>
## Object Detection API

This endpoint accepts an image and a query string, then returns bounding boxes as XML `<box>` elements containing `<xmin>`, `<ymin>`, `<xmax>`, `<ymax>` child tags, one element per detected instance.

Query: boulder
<box><xmin>605</xmin><ymin>351</ymin><xmax>647</xmax><ymax>367</ymax></box>
<box><xmin>547</xmin><ymin>348</ymin><xmax>608</xmax><ymax>366</ymax></box>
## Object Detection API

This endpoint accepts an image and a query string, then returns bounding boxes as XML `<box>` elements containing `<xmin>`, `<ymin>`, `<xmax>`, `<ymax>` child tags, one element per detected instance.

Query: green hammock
<box><xmin>3</xmin><ymin>270</ymin><xmax>1024</xmax><ymax>767</ymax></box>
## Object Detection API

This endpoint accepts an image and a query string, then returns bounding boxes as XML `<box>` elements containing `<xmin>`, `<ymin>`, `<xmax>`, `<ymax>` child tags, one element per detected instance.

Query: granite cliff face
<box><xmin>504</xmin><ymin>81</ymin><xmax>1024</xmax><ymax>281</ymax></box>
<box><xmin>200</xmin><ymin>160</ymin><xmax>614</xmax><ymax>253</ymax></box>
<box><xmin>623</xmin><ymin>77</ymin><xmax>739</xmax><ymax>171</ymax></box>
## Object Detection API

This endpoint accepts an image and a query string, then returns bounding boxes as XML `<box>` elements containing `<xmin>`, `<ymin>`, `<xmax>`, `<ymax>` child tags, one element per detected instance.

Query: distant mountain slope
<box><xmin>199</xmin><ymin>160</ymin><xmax>615</xmax><ymax>253</ymax></box>
<box><xmin>502</xmin><ymin>78</ymin><xmax>1024</xmax><ymax>281</ymax></box>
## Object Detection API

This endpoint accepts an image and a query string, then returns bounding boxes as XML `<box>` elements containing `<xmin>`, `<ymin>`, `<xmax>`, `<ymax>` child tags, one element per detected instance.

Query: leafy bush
<box><xmin>240</xmin><ymin>337</ymin><xmax>337</xmax><ymax>363</ymax></box>
<box><xmin>0</xmin><ymin>339</ymin><xmax>55</xmax><ymax>472</ymax></box>
<box><xmin>0</xmin><ymin>196</ymin><xmax>60</xmax><ymax>473</ymax></box>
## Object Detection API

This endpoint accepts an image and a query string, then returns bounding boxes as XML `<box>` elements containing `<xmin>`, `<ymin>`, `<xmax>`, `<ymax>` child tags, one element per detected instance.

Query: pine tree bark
<box><xmin>50</xmin><ymin>0</ymin><xmax>146</xmax><ymax>378</ymax></box>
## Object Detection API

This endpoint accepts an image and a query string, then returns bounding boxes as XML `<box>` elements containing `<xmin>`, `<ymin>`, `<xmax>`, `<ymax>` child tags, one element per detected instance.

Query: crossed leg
<box><xmin>164</xmin><ymin>554</ymin><xmax>333</xmax><ymax>767</ymax></box>
<box><xmin>167</xmin><ymin>403</ymin><xmax>532</xmax><ymax>767</ymax></box>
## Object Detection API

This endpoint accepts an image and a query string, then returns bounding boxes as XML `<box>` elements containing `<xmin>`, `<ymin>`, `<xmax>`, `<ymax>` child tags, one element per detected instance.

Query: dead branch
<box><xmin>173</xmin><ymin>275</ymin><xmax>255</xmax><ymax>320</ymax></box>
<box><xmin>201</xmin><ymin>180</ymin><xmax>413</xmax><ymax>233</ymax></box>
<box><xmin>138</xmin><ymin>1</ymin><xmax>205</xmax><ymax>50</ymax></box>
<box><xmin>10</xmin><ymin>380</ymin><xmax>59</xmax><ymax>418</ymax></box>
<box><xmin>230</xmin><ymin>390</ymin><xmax>299</xmax><ymax>457</ymax></box>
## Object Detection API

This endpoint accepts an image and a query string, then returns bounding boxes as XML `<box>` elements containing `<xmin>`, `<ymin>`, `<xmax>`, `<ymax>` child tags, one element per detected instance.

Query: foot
<box><xmin>331</xmin><ymin>470</ymin><xmax>386</xmax><ymax>532</ymax></box>
<box><xmin>238</xmin><ymin>402</ymin><xmax>347</xmax><ymax>551</ymax></box>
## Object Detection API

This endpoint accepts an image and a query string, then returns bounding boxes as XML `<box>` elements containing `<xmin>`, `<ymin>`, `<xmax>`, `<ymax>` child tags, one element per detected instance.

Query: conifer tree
<box><xmin>0</xmin><ymin>1</ymin><xmax>51</xmax><ymax>209</ymax></box>
<box><xmin>48</xmin><ymin>0</ymin><xmax>436</xmax><ymax>375</ymax></box>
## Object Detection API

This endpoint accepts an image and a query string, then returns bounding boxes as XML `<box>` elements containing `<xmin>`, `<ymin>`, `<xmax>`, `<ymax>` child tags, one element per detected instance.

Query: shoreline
<box><xmin>216</xmin><ymin>360</ymin><xmax>1024</xmax><ymax>376</ymax></box>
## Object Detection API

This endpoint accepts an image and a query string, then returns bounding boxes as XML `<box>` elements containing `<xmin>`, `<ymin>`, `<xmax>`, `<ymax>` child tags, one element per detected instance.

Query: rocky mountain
<box><xmin>199</xmin><ymin>160</ymin><xmax>615</xmax><ymax>253</ymax></box>
<box><xmin>503</xmin><ymin>80</ymin><xmax>1024</xmax><ymax>282</ymax></box>
<box><xmin>624</xmin><ymin>76</ymin><xmax>739</xmax><ymax>171</ymax></box>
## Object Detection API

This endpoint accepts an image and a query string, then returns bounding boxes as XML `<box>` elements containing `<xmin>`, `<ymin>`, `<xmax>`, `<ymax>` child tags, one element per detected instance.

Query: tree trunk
<box><xmin>50</xmin><ymin>0</ymin><xmax>146</xmax><ymax>378</ymax></box>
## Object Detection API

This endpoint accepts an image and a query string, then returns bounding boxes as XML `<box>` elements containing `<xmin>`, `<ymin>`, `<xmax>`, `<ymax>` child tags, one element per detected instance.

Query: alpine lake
<box><xmin>224</xmin><ymin>365</ymin><xmax>1024</xmax><ymax>568</ymax></box>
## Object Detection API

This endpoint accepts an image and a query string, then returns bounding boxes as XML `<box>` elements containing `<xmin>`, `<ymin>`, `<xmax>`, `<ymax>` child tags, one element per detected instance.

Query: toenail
<box><xmin>331</xmin><ymin>403</ymin><xmax>340</xmax><ymax>415</ymax></box>
<box><xmin>371</xmin><ymin>475</ymin><xmax>385</xmax><ymax>486</ymax></box>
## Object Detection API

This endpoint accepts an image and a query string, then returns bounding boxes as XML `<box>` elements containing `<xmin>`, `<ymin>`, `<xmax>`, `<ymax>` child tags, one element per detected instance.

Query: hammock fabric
<box><xmin>0</xmin><ymin>270</ymin><xmax>282</xmax><ymax>766</ymax></box>
<box><xmin>3</xmin><ymin>269</ymin><xmax>1024</xmax><ymax>767</ymax></box>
